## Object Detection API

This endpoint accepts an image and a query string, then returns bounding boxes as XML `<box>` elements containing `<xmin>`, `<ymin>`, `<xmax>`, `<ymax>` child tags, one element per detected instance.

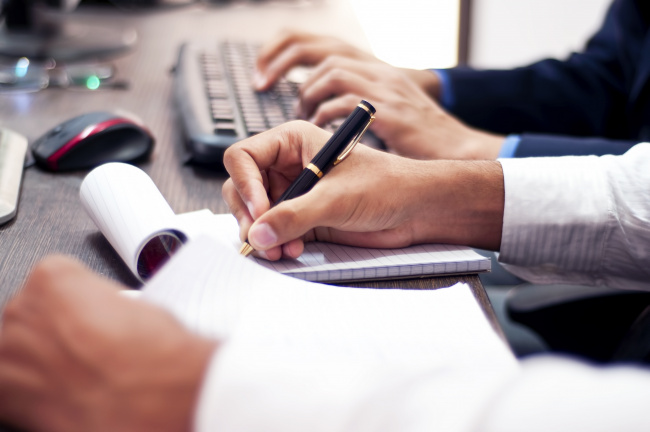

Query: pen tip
<box><xmin>239</xmin><ymin>242</ymin><xmax>255</xmax><ymax>257</ymax></box>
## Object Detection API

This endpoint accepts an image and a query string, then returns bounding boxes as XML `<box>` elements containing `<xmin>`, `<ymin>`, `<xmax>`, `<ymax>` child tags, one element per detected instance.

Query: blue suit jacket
<box><xmin>445</xmin><ymin>0</ymin><xmax>650</xmax><ymax>157</ymax></box>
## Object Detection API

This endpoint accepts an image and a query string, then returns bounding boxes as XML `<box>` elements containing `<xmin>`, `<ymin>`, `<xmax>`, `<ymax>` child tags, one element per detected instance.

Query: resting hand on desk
<box><xmin>0</xmin><ymin>256</ymin><xmax>216</xmax><ymax>432</ymax></box>
<box><xmin>254</xmin><ymin>30</ymin><xmax>504</xmax><ymax>160</ymax></box>
<box><xmin>222</xmin><ymin>121</ymin><xmax>504</xmax><ymax>261</ymax></box>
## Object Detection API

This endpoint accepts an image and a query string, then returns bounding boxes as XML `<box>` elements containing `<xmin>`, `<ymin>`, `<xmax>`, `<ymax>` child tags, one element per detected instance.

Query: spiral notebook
<box><xmin>80</xmin><ymin>163</ymin><xmax>491</xmax><ymax>283</ymax></box>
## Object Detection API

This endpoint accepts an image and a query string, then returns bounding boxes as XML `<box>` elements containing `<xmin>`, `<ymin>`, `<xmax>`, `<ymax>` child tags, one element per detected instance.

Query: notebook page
<box><xmin>80</xmin><ymin>163</ymin><xmax>179</xmax><ymax>276</ymax></box>
<box><xmin>207</xmin><ymin>213</ymin><xmax>490</xmax><ymax>281</ymax></box>
<box><xmin>140</xmin><ymin>235</ymin><xmax>518</xmax><ymax>432</ymax></box>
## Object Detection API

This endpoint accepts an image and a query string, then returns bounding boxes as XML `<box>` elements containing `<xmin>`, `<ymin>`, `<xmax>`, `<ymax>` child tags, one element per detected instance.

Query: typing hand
<box><xmin>255</xmin><ymin>31</ymin><xmax>504</xmax><ymax>161</ymax></box>
<box><xmin>254</xmin><ymin>30</ymin><xmax>441</xmax><ymax>101</ymax></box>
<box><xmin>0</xmin><ymin>256</ymin><xmax>217</xmax><ymax>432</ymax></box>
<box><xmin>254</xmin><ymin>30</ymin><xmax>380</xmax><ymax>91</ymax></box>
<box><xmin>296</xmin><ymin>56</ymin><xmax>505</xmax><ymax>160</ymax></box>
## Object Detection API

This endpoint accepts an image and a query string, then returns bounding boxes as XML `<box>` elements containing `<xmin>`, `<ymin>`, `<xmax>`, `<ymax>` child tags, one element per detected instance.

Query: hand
<box><xmin>295</xmin><ymin>56</ymin><xmax>505</xmax><ymax>160</ymax></box>
<box><xmin>255</xmin><ymin>30</ymin><xmax>441</xmax><ymax>100</ymax></box>
<box><xmin>254</xmin><ymin>31</ymin><xmax>504</xmax><ymax>160</ymax></box>
<box><xmin>0</xmin><ymin>256</ymin><xmax>217</xmax><ymax>432</ymax></box>
<box><xmin>254</xmin><ymin>30</ymin><xmax>381</xmax><ymax>91</ymax></box>
<box><xmin>222</xmin><ymin>121</ymin><xmax>505</xmax><ymax>261</ymax></box>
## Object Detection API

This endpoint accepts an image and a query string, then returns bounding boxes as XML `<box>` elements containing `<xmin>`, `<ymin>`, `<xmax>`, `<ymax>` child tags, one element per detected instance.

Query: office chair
<box><xmin>506</xmin><ymin>284</ymin><xmax>650</xmax><ymax>364</ymax></box>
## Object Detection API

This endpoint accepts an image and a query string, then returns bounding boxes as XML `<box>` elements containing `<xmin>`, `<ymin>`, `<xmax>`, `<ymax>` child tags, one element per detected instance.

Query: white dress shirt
<box><xmin>194</xmin><ymin>144</ymin><xmax>650</xmax><ymax>431</ymax></box>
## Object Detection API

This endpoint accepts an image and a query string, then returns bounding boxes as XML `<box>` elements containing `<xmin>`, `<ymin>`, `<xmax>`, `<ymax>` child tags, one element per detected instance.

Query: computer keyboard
<box><xmin>172</xmin><ymin>40</ymin><xmax>303</xmax><ymax>166</ymax></box>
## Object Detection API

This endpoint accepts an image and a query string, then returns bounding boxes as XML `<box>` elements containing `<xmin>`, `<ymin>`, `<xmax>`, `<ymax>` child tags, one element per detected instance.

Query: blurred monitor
<box><xmin>0</xmin><ymin>0</ymin><xmax>136</xmax><ymax>62</ymax></box>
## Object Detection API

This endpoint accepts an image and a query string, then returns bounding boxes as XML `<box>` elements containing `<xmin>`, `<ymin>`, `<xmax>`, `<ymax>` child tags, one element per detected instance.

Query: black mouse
<box><xmin>31</xmin><ymin>111</ymin><xmax>155</xmax><ymax>171</ymax></box>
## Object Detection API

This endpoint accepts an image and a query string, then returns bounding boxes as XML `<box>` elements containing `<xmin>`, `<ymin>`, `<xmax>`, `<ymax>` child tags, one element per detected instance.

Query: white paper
<box><xmin>80</xmin><ymin>163</ymin><xmax>179</xmax><ymax>277</ymax></box>
<box><xmin>141</xmin><ymin>236</ymin><xmax>518</xmax><ymax>432</ymax></box>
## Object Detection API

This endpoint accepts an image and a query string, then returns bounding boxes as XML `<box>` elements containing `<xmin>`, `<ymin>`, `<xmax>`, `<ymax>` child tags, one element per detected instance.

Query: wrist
<box><xmin>408</xmin><ymin>160</ymin><xmax>504</xmax><ymax>250</ymax></box>
<box><xmin>399</xmin><ymin>68</ymin><xmax>441</xmax><ymax>100</ymax></box>
<box><xmin>461</xmin><ymin>128</ymin><xmax>506</xmax><ymax>160</ymax></box>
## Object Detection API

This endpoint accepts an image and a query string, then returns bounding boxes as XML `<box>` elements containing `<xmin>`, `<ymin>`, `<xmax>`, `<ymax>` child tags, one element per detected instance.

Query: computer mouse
<box><xmin>31</xmin><ymin>110</ymin><xmax>154</xmax><ymax>171</ymax></box>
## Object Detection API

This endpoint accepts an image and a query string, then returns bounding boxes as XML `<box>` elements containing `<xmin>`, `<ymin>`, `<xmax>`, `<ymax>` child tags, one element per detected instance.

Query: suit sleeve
<box><xmin>445</xmin><ymin>0</ymin><xmax>644</xmax><ymax>148</ymax></box>
<box><xmin>513</xmin><ymin>134</ymin><xmax>638</xmax><ymax>156</ymax></box>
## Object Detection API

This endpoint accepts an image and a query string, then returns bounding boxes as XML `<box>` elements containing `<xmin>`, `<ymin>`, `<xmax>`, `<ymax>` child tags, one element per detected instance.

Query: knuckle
<box><xmin>222</xmin><ymin>145</ymin><xmax>241</xmax><ymax>171</ymax></box>
<box><xmin>326</xmin><ymin>68</ymin><xmax>348</xmax><ymax>85</ymax></box>
<box><xmin>1</xmin><ymin>299</ymin><xmax>22</xmax><ymax>325</ymax></box>
<box><xmin>30</xmin><ymin>255</ymin><xmax>69</xmax><ymax>282</ymax></box>
<box><xmin>278</xmin><ymin>205</ymin><xmax>301</xmax><ymax>230</ymax></box>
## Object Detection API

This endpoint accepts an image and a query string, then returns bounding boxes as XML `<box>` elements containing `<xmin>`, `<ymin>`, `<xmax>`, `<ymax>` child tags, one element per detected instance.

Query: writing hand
<box><xmin>222</xmin><ymin>121</ymin><xmax>505</xmax><ymax>261</ymax></box>
<box><xmin>0</xmin><ymin>256</ymin><xmax>217</xmax><ymax>432</ymax></box>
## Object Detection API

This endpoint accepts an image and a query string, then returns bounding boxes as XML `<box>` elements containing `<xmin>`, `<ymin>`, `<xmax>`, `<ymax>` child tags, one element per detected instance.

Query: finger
<box><xmin>256</xmin><ymin>44</ymin><xmax>326</xmax><ymax>91</ymax></box>
<box><xmin>310</xmin><ymin>94</ymin><xmax>362</xmax><ymax>127</ymax></box>
<box><xmin>256</xmin><ymin>30</ymin><xmax>312</xmax><ymax>73</ymax></box>
<box><xmin>255</xmin><ymin>32</ymin><xmax>326</xmax><ymax>90</ymax></box>
<box><xmin>281</xmin><ymin>238</ymin><xmax>305</xmax><ymax>259</ymax></box>
<box><xmin>266</xmin><ymin>165</ymin><xmax>297</xmax><ymax>204</ymax></box>
<box><xmin>222</xmin><ymin>126</ymin><xmax>299</xmax><ymax>221</ymax></box>
<box><xmin>222</xmin><ymin>178</ymin><xmax>254</xmax><ymax>241</ymax></box>
<box><xmin>0</xmin><ymin>361</ymin><xmax>43</xmax><ymax>431</ymax></box>
<box><xmin>246</xmin><ymin>179</ymin><xmax>338</xmax><ymax>251</ymax></box>
<box><xmin>224</xmin><ymin>122</ymin><xmax>331</xmax><ymax>218</ymax></box>
<box><xmin>298</xmin><ymin>69</ymin><xmax>381</xmax><ymax>119</ymax></box>
<box><xmin>302</xmin><ymin>56</ymin><xmax>380</xmax><ymax>91</ymax></box>
<box><xmin>312</xmin><ymin>226</ymin><xmax>412</xmax><ymax>249</ymax></box>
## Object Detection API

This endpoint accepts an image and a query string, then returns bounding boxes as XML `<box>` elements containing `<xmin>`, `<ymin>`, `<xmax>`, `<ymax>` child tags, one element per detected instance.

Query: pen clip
<box><xmin>333</xmin><ymin>115</ymin><xmax>375</xmax><ymax>165</ymax></box>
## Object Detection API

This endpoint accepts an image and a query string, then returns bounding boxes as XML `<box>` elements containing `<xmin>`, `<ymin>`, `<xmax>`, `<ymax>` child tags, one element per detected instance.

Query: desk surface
<box><xmin>0</xmin><ymin>1</ymin><xmax>502</xmax><ymax>338</ymax></box>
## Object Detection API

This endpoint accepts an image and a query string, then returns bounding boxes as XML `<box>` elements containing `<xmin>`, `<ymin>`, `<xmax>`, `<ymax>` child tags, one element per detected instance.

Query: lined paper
<box><xmin>206</xmin><ymin>213</ymin><xmax>491</xmax><ymax>282</ymax></box>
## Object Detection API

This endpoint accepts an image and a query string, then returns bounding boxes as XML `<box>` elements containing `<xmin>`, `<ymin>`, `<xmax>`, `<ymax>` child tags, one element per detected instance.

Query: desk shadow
<box><xmin>188</xmin><ymin>163</ymin><xmax>229</xmax><ymax>181</ymax></box>
<box><xmin>86</xmin><ymin>232</ymin><xmax>141</xmax><ymax>289</ymax></box>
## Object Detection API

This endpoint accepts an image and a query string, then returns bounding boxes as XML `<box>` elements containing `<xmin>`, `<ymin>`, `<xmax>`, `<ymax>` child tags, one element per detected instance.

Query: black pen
<box><xmin>239</xmin><ymin>100</ymin><xmax>376</xmax><ymax>257</ymax></box>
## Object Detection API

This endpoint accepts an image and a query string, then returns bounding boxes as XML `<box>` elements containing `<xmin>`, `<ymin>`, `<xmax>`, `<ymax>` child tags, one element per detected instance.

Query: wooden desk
<box><xmin>0</xmin><ymin>2</ymin><xmax>501</xmax><ymax>336</ymax></box>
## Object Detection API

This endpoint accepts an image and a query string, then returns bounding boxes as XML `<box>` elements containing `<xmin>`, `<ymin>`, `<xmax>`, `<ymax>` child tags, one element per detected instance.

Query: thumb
<box><xmin>247</xmin><ymin>190</ymin><xmax>331</xmax><ymax>252</ymax></box>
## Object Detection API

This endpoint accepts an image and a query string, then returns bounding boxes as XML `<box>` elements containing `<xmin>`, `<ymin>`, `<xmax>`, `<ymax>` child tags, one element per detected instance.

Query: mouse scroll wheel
<box><xmin>51</xmin><ymin>126</ymin><xmax>63</xmax><ymax>135</ymax></box>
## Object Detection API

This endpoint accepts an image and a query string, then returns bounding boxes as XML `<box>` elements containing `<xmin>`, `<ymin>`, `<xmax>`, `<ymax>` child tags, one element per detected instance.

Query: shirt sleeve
<box><xmin>498</xmin><ymin>143</ymin><xmax>650</xmax><ymax>290</ymax></box>
<box><xmin>476</xmin><ymin>355</ymin><xmax>650</xmax><ymax>432</ymax></box>
<box><xmin>430</xmin><ymin>69</ymin><xmax>455</xmax><ymax>109</ymax></box>
<box><xmin>497</xmin><ymin>135</ymin><xmax>521</xmax><ymax>159</ymax></box>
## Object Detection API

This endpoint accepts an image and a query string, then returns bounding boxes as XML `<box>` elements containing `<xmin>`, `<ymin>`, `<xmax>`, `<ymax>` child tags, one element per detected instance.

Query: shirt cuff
<box><xmin>497</xmin><ymin>135</ymin><xmax>521</xmax><ymax>159</ymax></box>
<box><xmin>431</xmin><ymin>69</ymin><xmax>454</xmax><ymax>109</ymax></box>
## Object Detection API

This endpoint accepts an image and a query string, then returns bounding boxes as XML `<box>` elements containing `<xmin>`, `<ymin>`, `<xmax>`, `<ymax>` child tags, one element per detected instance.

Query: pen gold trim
<box><xmin>306</xmin><ymin>163</ymin><xmax>323</xmax><ymax>178</ymax></box>
<box><xmin>334</xmin><ymin>114</ymin><xmax>374</xmax><ymax>166</ymax></box>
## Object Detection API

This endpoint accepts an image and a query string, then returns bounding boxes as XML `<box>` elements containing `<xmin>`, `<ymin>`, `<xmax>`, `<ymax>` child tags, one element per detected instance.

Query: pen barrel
<box><xmin>310</xmin><ymin>101</ymin><xmax>375</xmax><ymax>169</ymax></box>
<box><xmin>276</xmin><ymin>168</ymin><xmax>320</xmax><ymax>203</ymax></box>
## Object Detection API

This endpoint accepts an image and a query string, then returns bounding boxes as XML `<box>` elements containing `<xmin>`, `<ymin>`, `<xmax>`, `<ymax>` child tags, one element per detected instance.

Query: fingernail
<box><xmin>249</xmin><ymin>223</ymin><xmax>277</xmax><ymax>249</ymax></box>
<box><xmin>253</xmin><ymin>71</ymin><xmax>266</xmax><ymax>89</ymax></box>
<box><xmin>246</xmin><ymin>201</ymin><xmax>256</xmax><ymax>219</ymax></box>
